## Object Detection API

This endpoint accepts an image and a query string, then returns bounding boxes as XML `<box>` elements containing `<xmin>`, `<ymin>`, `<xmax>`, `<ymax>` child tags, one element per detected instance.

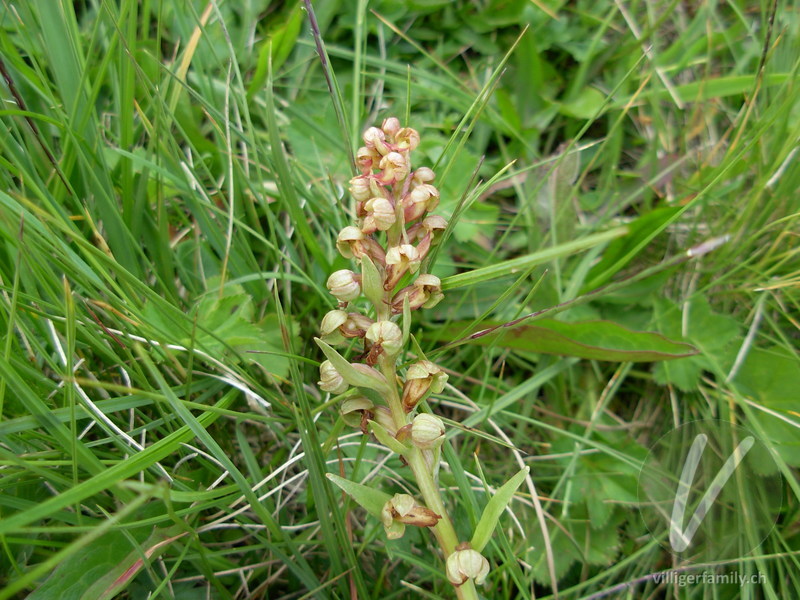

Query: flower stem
<box><xmin>379</xmin><ymin>359</ymin><xmax>479</xmax><ymax>600</ymax></box>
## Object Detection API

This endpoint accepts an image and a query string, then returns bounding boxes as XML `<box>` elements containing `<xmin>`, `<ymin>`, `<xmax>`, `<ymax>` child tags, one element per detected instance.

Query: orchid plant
<box><xmin>316</xmin><ymin>118</ymin><xmax>527</xmax><ymax>599</ymax></box>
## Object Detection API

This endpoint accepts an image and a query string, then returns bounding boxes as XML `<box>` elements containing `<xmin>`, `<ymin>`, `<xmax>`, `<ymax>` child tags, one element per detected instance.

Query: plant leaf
<box><xmin>369</xmin><ymin>420</ymin><xmax>409</xmax><ymax>455</ymax></box>
<box><xmin>314</xmin><ymin>338</ymin><xmax>390</xmax><ymax>393</ymax></box>
<box><xmin>436</xmin><ymin>318</ymin><xmax>697</xmax><ymax>362</ymax></box>
<box><xmin>471</xmin><ymin>467</ymin><xmax>529</xmax><ymax>552</ymax></box>
<box><xmin>28</xmin><ymin>526</ymin><xmax>182</xmax><ymax>600</ymax></box>
<box><xmin>361</xmin><ymin>254</ymin><xmax>384</xmax><ymax>311</ymax></box>
<box><xmin>326</xmin><ymin>473</ymin><xmax>392</xmax><ymax>518</ymax></box>
<box><xmin>582</xmin><ymin>206</ymin><xmax>682</xmax><ymax>290</ymax></box>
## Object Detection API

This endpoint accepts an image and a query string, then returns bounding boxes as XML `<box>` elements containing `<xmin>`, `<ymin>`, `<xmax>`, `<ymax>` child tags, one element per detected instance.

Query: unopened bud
<box><xmin>327</xmin><ymin>270</ymin><xmax>361</xmax><ymax>302</ymax></box>
<box><xmin>412</xmin><ymin>167</ymin><xmax>435</xmax><ymax>184</ymax></box>
<box><xmin>320</xmin><ymin>310</ymin><xmax>348</xmax><ymax>344</ymax></box>
<box><xmin>365</xmin><ymin>320</ymin><xmax>403</xmax><ymax>358</ymax></box>
<box><xmin>381</xmin><ymin>117</ymin><xmax>401</xmax><ymax>139</ymax></box>
<box><xmin>318</xmin><ymin>360</ymin><xmax>349</xmax><ymax>394</ymax></box>
<box><xmin>446</xmin><ymin>548</ymin><xmax>490</xmax><ymax>586</ymax></box>
<box><xmin>340</xmin><ymin>396</ymin><xmax>374</xmax><ymax>428</ymax></box>
<box><xmin>411</xmin><ymin>413</ymin><xmax>445</xmax><ymax>450</ymax></box>
<box><xmin>349</xmin><ymin>175</ymin><xmax>372</xmax><ymax>201</ymax></box>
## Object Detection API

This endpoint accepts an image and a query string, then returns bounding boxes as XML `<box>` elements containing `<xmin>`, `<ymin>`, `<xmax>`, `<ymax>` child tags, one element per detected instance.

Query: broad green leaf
<box><xmin>85</xmin><ymin>528</ymin><xmax>184</xmax><ymax>600</ymax></box>
<box><xmin>28</xmin><ymin>525</ymin><xmax>181</xmax><ymax>600</ymax></box>
<box><xmin>314</xmin><ymin>339</ymin><xmax>390</xmax><ymax>393</ymax></box>
<box><xmin>141</xmin><ymin>281</ymin><xmax>297</xmax><ymax>377</ymax></box>
<box><xmin>732</xmin><ymin>346</ymin><xmax>800</xmax><ymax>467</ymax></box>
<box><xmin>326</xmin><ymin>473</ymin><xmax>392</xmax><ymax>518</ymax></box>
<box><xmin>559</xmin><ymin>86</ymin><xmax>605</xmax><ymax>119</ymax></box>
<box><xmin>436</xmin><ymin>318</ymin><xmax>698</xmax><ymax>362</ymax></box>
<box><xmin>652</xmin><ymin>296</ymin><xmax>740</xmax><ymax>390</ymax></box>
<box><xmin>471</xmin><ymin>467</ymin><xmax>529</xmax><ymax>552</ymax></box>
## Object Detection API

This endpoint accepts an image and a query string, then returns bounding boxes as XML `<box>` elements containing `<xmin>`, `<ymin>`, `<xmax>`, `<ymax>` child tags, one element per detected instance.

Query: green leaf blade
<box><xmin>436</xmin><ymin>319</ymin><xmax>698</xmax><ymax>362</ymax></box>
<box><xmin>471</xmin><ymin>467</ymin><xmax>529</xmax><ymax>553</ymax></box>
<box><xmin>326</xmin><ymin>473</ymin><xmax>392</xmax><ymax>518</ymax></box>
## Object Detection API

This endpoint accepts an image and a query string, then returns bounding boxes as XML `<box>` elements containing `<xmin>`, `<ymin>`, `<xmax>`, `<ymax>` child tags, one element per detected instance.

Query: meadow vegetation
<box><xmin>0</xmin><ymin>0</ymin><xmax>797</xmax><ymax>598</ymax></box>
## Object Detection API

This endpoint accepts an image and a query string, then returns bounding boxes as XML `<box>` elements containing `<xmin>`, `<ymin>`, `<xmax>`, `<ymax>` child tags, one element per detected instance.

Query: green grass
<box><xmin>0</xmin><ymin>0</ymin><xmax>798</xmax><ymax>598</ymax></box>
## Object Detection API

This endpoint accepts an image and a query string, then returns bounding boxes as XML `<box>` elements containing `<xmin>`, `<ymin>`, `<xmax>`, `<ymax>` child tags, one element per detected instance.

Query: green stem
<box><xmin>378</xmin><ymin>358</ymin><xmax>479</xmax><ymax>600</ymax></box>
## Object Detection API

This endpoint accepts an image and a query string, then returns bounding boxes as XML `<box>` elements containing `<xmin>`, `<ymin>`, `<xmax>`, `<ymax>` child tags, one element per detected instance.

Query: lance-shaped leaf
<box><xmin>327</xmin><ymin>473</ymin><xmax>392</xmax><ymax>518</ymax></box>
<box><xmin>361</xmin><ymin>254</ymin><xmax>385</xmax><ymax>311</ymax></box>
<box><xmin>435</xmin><ymin>319</ymin><xmax>697</xmax><ymax>362</ymax></box>
<box><xmin>314</xmin><ymin>338</ymin><xmax>390</xmax><ymax>393</ymax></box>
<box><xmin>369</xmin><ymin>420</ymin><xmax>410</xmax><ymax>455</ymax></box>
<box><xmin>471</xmin><ymin>467</ymin><xmax>529</xmax><ymax>552</ymax></box>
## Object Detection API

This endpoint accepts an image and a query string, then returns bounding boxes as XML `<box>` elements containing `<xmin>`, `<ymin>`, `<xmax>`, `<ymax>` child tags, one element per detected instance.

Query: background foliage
<box><xmin>0</xmin><ymin>0</ymin><xmax>797</xmax><ymax>598</ymax></box>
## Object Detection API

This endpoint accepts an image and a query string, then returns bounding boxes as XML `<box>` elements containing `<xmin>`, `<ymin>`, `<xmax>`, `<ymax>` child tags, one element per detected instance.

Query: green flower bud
<box><xmin>327</xmin><ymin>269</ymin><xmax>361</xmax><ymax>302</ymax></box>
<box><xmin>340</xmin><ymin>396</ymin><xmax>374</xmax><ymax>428</ymax></box>
<box><xmin>365</xmin><ymin>320</ymin><xmax>403</xmax><ymax>358</ymax></box>
<box><xmin>446</xmin><ymin>548</ymin><xmax>490</xmax><ymax>586</ymax></box>
<box><xmin>318</xmin><ymin>360</ymin><xmax>349</xmax><ymax>394</ymax></box>
<box><xmin>320</xmin><ymin>310</ymin><xmax>348</xmax><ymax>344</ymax></box>
<box><xmin>411</xmin><ymin>413</ymin><xmax>445</xmax><ymax>450</ymax></box>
